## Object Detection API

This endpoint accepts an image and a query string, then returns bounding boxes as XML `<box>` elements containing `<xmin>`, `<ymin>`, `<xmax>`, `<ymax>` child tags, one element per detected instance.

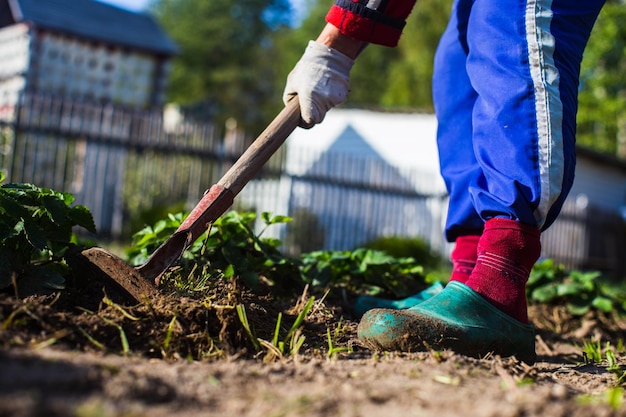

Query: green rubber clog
<box><xmin>352</xmin><ymin>282</ymin><xmax>444</xmax><ymax>317</ymax></box>
<box><xmin>357</xmin><ymin>281</ymin><xmax>536</xmax><ymax>364</ymax></box>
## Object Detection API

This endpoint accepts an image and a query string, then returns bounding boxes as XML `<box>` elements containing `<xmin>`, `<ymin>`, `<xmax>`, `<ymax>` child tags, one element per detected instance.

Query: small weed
<box><xmin>236</xmin><ymin>304</ymin><xmax>260</xmax><ymax>351</ymax></box>
<box><xmin>99</xmin><ymin>316</ymin><xmax>130</xmax><ymax>355</ymax></box>
<box><xmin>102</xmin><ymin>297</ymin><xmax>140</xmax><ymax>321</ymax></box>
<box><xmin>582</xmin><ymin>339</ymin><xmax>604</xmax><ymax>364</ymax></box>
<box><xmin>606</xmin><ymin>387</ymin><xmax>625</xmax><ymax>409</ymax></box>
<box><xmin>275</xmin><ymin>296</ymin><xmax>315</xmax><ymax>357</ymax></box>
<box><xmin>517</xmin><ymin>378</ymin><xmax>535</xmax><ymax>387</ymax></box>
<box><xmin>76</xmin><ymin>326</ymin><xmax>106</xmax><ymax>351</ymax></box>
<box><xmin>32</xmin><ymin>329</ymin><xmax>70</xmax><ymax>350</ymax></box>
<box><xmin>162</xmin><ymin>315</ymin><xmax>178</xmax><ymax>356</ymax></box>
<box><xmin>326</xmin><ymin>318</ymin><xmax>353</xmax><ymax>359</ymax></box>
<box><xmin>580</xmin><ymin>339</ymin><xmax>626</xmax><ymax>387</ymax></box>
<box><xmin>237</xmin><ymin>297</ymin><xmax>314</xmax><ymax>360</ymax></box>
<box><xmin>426</xmin><ymin>347</ymin><xmax>444</xmax><ymax>363</ymax></box>
<box><xmin>606</xmin><ymin>348</ymin><xmax>626</xmax><ymax>385</ymax></box>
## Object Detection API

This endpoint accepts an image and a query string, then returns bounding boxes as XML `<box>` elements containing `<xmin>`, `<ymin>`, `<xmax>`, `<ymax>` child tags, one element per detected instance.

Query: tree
<box><xmin>577</xmin><ymin>0</ymin><xmax>626</xmax><ymax>158</ymax></box>
<box><xmin>266</xmin><ymin>0</ymin><xmax>329</xmax><ymax>113</ymax></box>
<box><xmin>150</xmin><ymin>0</ymin><xmax>292</xmax><ymax>131</ymax></box>
<box><xmin>379</xmin><ymin>0</ymin><xmax>450</xmax><ymax>111</ymax></box>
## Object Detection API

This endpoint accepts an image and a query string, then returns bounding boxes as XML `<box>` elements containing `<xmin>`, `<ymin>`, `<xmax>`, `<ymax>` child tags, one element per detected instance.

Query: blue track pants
<box><xmin>433</xmin><ymin>0</ymin><xmax>605</xmax><ymax>241</ymax></box>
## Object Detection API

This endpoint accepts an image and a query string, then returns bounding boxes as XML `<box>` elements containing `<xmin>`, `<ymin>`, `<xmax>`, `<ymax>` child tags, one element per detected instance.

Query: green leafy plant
<box><xmin>527</xmin><ymin>259</ymin><xmax>626</xmax><ymax>315</ymax></box>
<box><xmin>363</xmin><ymin>235</ymin><xmax>443</xmax><ymax>270</ymax></box>
<box><xmin>299</xmin><ymin>248</ymin><xmax>428</xmax><ymax>299</ymax></box>
<box><xmin>127</xmin><ymin>210</ymin><xmax>434</xmax><ymax>300</ymax></box>
<box><xmin>126</xmin><ymin>211</ymin><xmax>303</xmax><ymax>293</ymax></box>
<box><xmin>0</xmin><ymin>175</ymin><xmax>96</xmax><ymax>295</ymax></box>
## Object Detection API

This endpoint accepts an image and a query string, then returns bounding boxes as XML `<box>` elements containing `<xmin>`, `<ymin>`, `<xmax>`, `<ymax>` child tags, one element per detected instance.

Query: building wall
<box><xmin>0</xmin><ymin>23</ymin><xmax>30</xmax><ymax>120</ymax></box>
<box><xmin>31</xmin><ymin>30</ymin><xmax>163</xmax><ymax>107</ymax></box>
<box><xmin>0</xmin><ymin>22</ymin><xmax>171</xmax><ymax>116</ymax></box>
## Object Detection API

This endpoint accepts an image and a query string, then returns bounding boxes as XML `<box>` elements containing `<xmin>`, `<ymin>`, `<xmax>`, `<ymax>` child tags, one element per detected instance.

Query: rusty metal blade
<box><xmin>75</xmin><ymin>247</ymin><xmax>159</xmax><ymax>302</ymax></box>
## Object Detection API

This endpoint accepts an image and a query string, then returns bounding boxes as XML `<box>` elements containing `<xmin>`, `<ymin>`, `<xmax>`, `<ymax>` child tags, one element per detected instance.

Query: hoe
<box><xmin>70</xmin><ymin>100</ymin><xmax>301</xmax><ymax>302</ymax></box>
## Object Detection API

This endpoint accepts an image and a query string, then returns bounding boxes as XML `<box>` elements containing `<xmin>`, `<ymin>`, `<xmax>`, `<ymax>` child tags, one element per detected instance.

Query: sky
<box><xmin>98</xmin><ymin>0</ymin><xmax>308</xmax><ymax>24</ymax></box>
<box><xmin>98</xmin><ymin>0</ymin><xmax>149</xmax><ymax>12</ymax></box>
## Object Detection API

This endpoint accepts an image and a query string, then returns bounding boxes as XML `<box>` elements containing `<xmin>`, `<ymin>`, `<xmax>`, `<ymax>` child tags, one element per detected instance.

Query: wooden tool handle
<box><xmin>218</xmin><ymin>99</ymin><xmax>301</xmax><ymax>195</ymax></box>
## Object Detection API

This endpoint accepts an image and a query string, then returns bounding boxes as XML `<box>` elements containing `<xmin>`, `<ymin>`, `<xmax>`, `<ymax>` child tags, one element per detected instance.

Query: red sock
<box><xmin>449</xmin><ymin>235</ymin><xmax>480</xmax><ymax>284</ymax></box>
<box><xmin>465</xmin><ymin>218</ymin><xmax>541</xmax><ymax>324</ymax></box>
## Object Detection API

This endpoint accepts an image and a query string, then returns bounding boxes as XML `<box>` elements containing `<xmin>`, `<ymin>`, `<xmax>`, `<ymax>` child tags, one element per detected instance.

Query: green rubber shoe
<box><xmin>352</xmin><ymin>282</ymin><xmax>444</xmax><ymax>317</ymax></box>
<box><xmin>357</xmin><ymin>281</ymin><xmax>536</xmax><ymax>364</ymax></box>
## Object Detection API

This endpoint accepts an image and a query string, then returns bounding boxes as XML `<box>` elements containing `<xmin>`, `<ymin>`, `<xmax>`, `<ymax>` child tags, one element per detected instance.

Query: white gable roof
<box><xmin>286</xmin><ymin>108</ymin><xmax>446</xmax><ymax>193</ymax></box>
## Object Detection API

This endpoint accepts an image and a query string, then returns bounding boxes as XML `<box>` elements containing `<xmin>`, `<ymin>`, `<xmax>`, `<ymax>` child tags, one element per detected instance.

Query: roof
<box><xmin>6</xmin><ymin>0</ymin><xmax>178</xmax><ymax>55</ymax></box>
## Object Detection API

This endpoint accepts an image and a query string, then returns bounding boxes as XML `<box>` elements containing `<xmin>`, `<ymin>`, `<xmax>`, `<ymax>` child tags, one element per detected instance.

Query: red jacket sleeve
<box><xmin>326</xmin><ymin>0</ymin><xmax>417</xmax><ymax>47</ymax></box>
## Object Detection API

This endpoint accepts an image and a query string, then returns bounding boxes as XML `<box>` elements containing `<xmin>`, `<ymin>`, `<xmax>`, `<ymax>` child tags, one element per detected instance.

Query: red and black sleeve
<box><xmin>325</xmin><ymin>0</ymin><xmax>417</xmax><ymax>47</ymax></box>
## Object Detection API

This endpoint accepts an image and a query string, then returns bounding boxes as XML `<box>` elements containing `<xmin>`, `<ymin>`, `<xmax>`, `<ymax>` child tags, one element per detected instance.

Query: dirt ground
<box><xmin>1</xmin><ymin>276</ymin><xmax>626</xmax><ymax>417</ymax></box>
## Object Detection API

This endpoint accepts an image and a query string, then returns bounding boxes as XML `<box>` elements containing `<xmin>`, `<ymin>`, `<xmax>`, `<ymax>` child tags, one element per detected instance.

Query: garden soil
<box><xmin>1</xmin><ymin>275</ymin><xmax>626</xmax><ymax>417</ymax></box>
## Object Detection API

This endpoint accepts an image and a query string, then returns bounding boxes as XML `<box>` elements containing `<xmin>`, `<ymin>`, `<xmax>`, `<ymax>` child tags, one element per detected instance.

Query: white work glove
<box><xmin>283</xmin><ymin>40</ymin><xmax>355</xmax><ymax>128</ymax></box>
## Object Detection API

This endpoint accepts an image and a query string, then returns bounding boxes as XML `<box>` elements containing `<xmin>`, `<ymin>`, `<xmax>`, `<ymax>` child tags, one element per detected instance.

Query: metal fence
<box><xmin>1</xmin><ymin>93</ymin><xmax>625</xmax><ymax>278</ymax></box>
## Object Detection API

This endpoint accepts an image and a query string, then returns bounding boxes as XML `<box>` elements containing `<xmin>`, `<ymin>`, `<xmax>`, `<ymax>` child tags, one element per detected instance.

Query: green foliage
<box><xmin>577</xmin><ymin>0</ymin><xmax>626</xmax><ymax>157</ymax></box>
<box><xmin>527</xmin><ymin>259</ymin><xmax>626</xmax><ymax>315</ymax></box>
<box><xmin>379</xmin><ymin>0</ymin><xmax>451</xmax><ymax>111</ymax></box>
<box><xmin>127</xmin><ymin>209</ymin><xmax>626</xmax><ymax>318</ymax></box>
<box><xmin>299</xmin><ymin>248</ymin><xmax>427</xmax><ymax>299</ymax></box>
<box><xmin>126</xmin><ymin>210</ymin><xmax>431</xmax><ymax>298</ymax></box>
<box><xmin>151</xmin><ymin>0</ymin><xmax>293</xmax><ymax>131</ymax></box>
<box><xmin>127</xmin><ymin>210</ymin><xmax>301</xmax><ymax>293</ymax></box>
<box><xmin>363</xmin><ymin>235</ymin><xmax>442</xmax><ymax>270</ymax></box>
<box><xmin>0</xmin><ymin>175</ymin><xmax>96</xmax><ymax>295</ymax></box>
